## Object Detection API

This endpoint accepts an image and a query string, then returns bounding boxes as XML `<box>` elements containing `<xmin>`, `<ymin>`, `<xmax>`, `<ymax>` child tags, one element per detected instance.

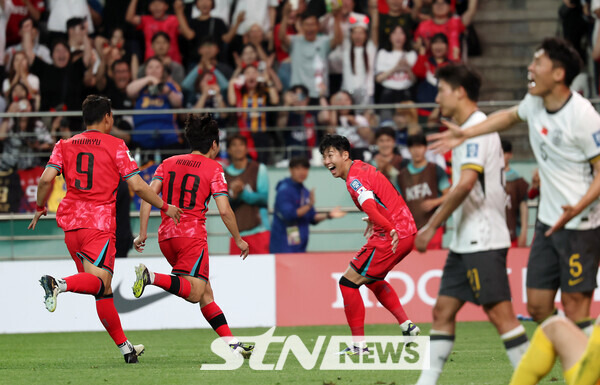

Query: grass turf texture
<box><xmin>0</xmin><ymin>322</ymin><xmax>565</xmax><ymax>385</ymax></box>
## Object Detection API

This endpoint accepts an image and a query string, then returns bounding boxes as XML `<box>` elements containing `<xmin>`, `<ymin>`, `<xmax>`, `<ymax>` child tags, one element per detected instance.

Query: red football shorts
<box><xmin>64</xmin><ymin>229</ymin><xmax>116</xmax><ymax>275</ymax></box>
<box><xmin>350</xmin><ymin>233</ymin><xmax>416</xmax><ymax>280</ymax></box>
<box><xmin>159</xmin><ymin>237</ymin><xmax>209</xmax><ymax>281</ymax></box>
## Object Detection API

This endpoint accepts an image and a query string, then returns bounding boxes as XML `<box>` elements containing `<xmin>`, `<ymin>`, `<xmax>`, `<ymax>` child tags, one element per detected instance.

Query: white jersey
<box><xmin>518</xmin><ymin>92</ymin><xmax>600</xmax><ymax>230</ymax></box>
<box><xmin>450</xmin><ymin>111</ymin><xmax>511</xmax><ymax>253</ymax></box>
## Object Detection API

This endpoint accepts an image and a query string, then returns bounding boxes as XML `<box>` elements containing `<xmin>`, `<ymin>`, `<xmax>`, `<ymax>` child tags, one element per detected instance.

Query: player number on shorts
<box><xmin>166</xmin><ymin>172</ymin><xmax>200</xmax><ymax>210</ymax></box>
<box><xmin>569</xmin><ymin>254</ymin><xmax>583</xmax><ymax>278</ymax></box>
<box><xmin>75</xmin><ymin>152</ymin><xmax>94</xmax><ymax>190</ymax></box>
<box><xmin>467</xmin><ymin>268</ymin><xmax>481</xmax><ymax>294</ymax></box>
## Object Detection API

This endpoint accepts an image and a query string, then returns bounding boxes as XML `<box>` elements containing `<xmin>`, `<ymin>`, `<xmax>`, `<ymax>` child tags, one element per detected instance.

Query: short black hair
<box><xmin>289</xmin><ymin>157</ymin><xmax>310</xmax><ymax>169</ymax></box>
<box><xmin>184</xmin><ymin>114</ymin><xmax>219</xmax><ymax>153</ymax></box>
<box><xmin>111</xmin><ymin>59</ymin><xmax>129</xmax><ymax>73</ymax></box>
<box><xmin>19</xmin><ymin>16</ymin><xmax>38</xmax><ymax>29</ymax></box>
<box><xmin>501</xmin><ymin>139</ymin><xmax>512</xmax><ymax>153</ymax></box>
<box><xmin>66</xmin><ymin>17</ymin><xmax>85</xmax><ymax>30</ymax></box>
<box><xmin>538</xmin><ymin>37</ymin><xmax>582</xmax><ymax>87</ymax></box>
<box><xmin>200</xmin><ymin>36</ymin><xmax>218</xmax><ymax>46</ymax></box>
<box><xmin>50</xmin><ymin>38</ymin><xmax>70</xmax><ymax>53</ymax></box>
<box><xmin>82</xmin><ymin>95</ymin><xmax>112</xmax><ymax>126</ymax></box>
<box><xmin>319</xmin><ymin>134</ymin><xmax>351</xmax><ymax>155</ymax></box>
<box><xmin>300</xmin><ymin>12</ymin><xmax>318</xmax><ymax>22</ymax></box>
<box><xmin>226</xmin><ymin>133</ymin><xmax>247</xmax><ymax>148</ymax></box>
<box><xmin>407</xmin><ymin>133</ymin><xmax>427</xmax><ymax>147</ymax></box>
<box><xmin>375</xmin><ymin>126</ymin><xmax>396</xmax><ymax>140</ymax></box>
<box><xmin>430</xmin><ymin>33</ymin><xmax>448</xmax><ymax>45</ymax></box>
<box><xmin>151</xmin><ymin>31</ymin><xmax>170</xmax><ymax>43</ymax></box>
<box><xmin>436</xmin><ymin>63</ymin><xmax>482</xmax><ymax>102</ymax></box>
<box><xmin>290</xmin><ymin>84</ymin><xmax>309</xmax><ymax>97</ymax></box>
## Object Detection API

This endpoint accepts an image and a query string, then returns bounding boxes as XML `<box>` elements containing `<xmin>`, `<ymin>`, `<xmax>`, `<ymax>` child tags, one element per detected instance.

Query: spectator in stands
<box><xmin>2</xmin><ymin>50</ymin><xmax>40</xmax><ymax>111</ymax></box>
<box><xmin>0</xmin><ymin>86</ymin><xmax>53</xmax><ymax>171</ymax></box>
<box><xmin>137</xmin><ymin>32</ymin><xmax>185</xmax><ymax>85</ymax></box>
<box><xmin>397</xmin><ymin>132</ymin><xmax>450</xmax><ymax>249</ymax></box>
<box><xmin>270</xmin><ymin>156</ymin><xmax>346</xmax><ymax>253</ymax></box>
<box><xmin>235</xmin><ymin>43</ymin><xmax>282</xmax><ymax>92</ymax></box>
<box><xmin>224</xmin><ymin>133</ymin><xmax>271</xmax><ymax>255</ymax></box>
<box><xmin>278</xmin><ymin>7</ymin><xmax>343</xmax><ymax>102</ymax></box>
<box><xmin>186</xmin><ymin>0</ymin><xmax>232</xmax><ymax>26</ymax></box>
<box><xmin>370</xmin><ymin>0</ymin><xmax>418</xmax><ymax>49</ymax></box>
<box><xmin>413</xmin><ymin>0</ymin><xmax>475</xmax><ymax>61</ymax></box>
<box><xmin>5</xmin><ymin>17</ymin><xmax>52</xmax><ymax>70</ymax></box>
<box><xmin>230</xmin><ymin>0</ymin><xmax>278</xmax><ymax>54</ymax></box>
<box><xmin>191</xmin><ymin>68</ymin><xmax>228</xmax><ymax>127</ymax></box>
<box><xmin>341</xmin><ymin>11</ymin><xmax>377</xmax><ymax>105</ymax></box>
<box><xmin>126</xmin><ymin>56</ymin><xmax>183</xmax><ymax>150</ymax></box>
<box><xmin>96</xmin><ymin>59</ymin><xmax>134</xmax><ymax>140</ymax></box>
<box><xmin>370</xmin><ymin>126</ymin><xmax>408</xmax><ymax>189</ymax></box>
<box><xmin>228</xmin><ymin>64</ymin><xmax>279</xmax><ymax>164</ymax></box>
<box><xmin>375</xmin><ymin>24</ymin><xmax>417</xmax><ymax>120</ymax></box>
<box><xmin>502</xmin><ymin>139</ymin><xmax>529</xmax><ymax>247</ymax></box>
<box><xmin>174</xmin><ymin>0</ymin><xmax>242</xmax><ymax>65</ymax></box>
<box><xmin>126</xmin><ymin>0</ymin><xmax>182</xmax><ymax>63</ymax></box>
<box><xmin>274</xmin><ymin>0</ymin><xmax>306</xmax><ymax>91</ymax></box>
<box><xmin>245</xmin><ymin>23</ymin><xmax>272</xmax><ymax>58</ymax></box>
<box><xmin>321</xmin><ymin>0</ymin><xmax>368</xmax><ymax>94</ymax></box>
<box><xmin>328</xmin><ymin>90</ymin><xmax>373</xmax><ymax>160</ymax></box>
<box><xmin>1</xmin><ymin>0</ymin><xmax>45</xmax><ymax>47</ymax></box>
<box><xmin>413</xmin><ymin>32</ymin><xmax>451</xmax><ymax>119</ymax></box>
<box><xmin>46</xmin><ymin>0</ymin><xmax>94</xmax><ymax>36</ymax></box>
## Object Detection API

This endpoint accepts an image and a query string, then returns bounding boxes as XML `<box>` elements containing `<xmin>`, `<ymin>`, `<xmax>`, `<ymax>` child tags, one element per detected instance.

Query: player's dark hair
<box><xmin>375</xmin><ymin>126</ymin><xmax>396</xmax><ymax>140</ymax></box>
<box><xmin>436</xmin><ymin>63</ymin><xmax>482</xmax><ymax>102</ymax></box>
<box><xmin>319</xmin><ymin>134</ymin><xmax>351</xmax><ymax>155</ymax></box>
<box><xmin>82</xmin><ymin>95</ymin><xmax>112</xmax><ymax>126</ymax></box>
<box><xmin>226</xmin><ymin>133</ymin><xmax>247</xmax><ymax>148</ymax></box>
<box><xmin>184</xmin><ymin>113</ymin><xmax>219</xmax><ymax>153</ymax></box>
<box><xmin>538</xmin><ymin>37</ymin><xmax>582</xmax><ymax>87</ymax></box>
<box><xmin>289</xmin><ymin>157</ymin><xmax>310</xmax><ymax>169</ymax></box>
<box><xmin>501</xmin><ymin>139</ymin><xmax>512</xmax><ymax>154</ymax></box>
<box><xmin>151</xmin><ymin>31</ymin><xmax>170</xmax><ymax>43</ymax></box>
<box><xmin>407</xmin><ymin>133</ymin><xmax>427</xmax><ymax>147</ymax></box>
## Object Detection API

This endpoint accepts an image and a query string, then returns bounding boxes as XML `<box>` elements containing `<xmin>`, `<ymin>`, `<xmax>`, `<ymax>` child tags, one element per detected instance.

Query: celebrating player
<box><xmin>29</xmin><ymin>95</ymin><xmax>182</xmax><ymax>363</ymax></box>
<box><xmin>415</xmin><ymin>64</ymin><xmax>528</xmax><ymax>385</ymax></box>
<box><xmin>132</xmin><ymin>114</ymin><xmax>254</xmax><ymax>358</ymax></box>
<box><xmin>319</xmin><ymin>134</ymin><xmax>420</xmax><ymax>356</ymax></box>
<box><xmin>428</xmin><ymin>37</ymin><xmax>600</xmax><ymax>333</ymax></box>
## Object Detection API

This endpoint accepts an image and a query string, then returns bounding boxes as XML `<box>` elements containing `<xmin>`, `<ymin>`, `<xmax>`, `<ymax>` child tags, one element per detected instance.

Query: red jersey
<box><xmin>414</xmin><ymin>17</ymin><xmax>465</xmax><ymax>62</ymax></box>
<box><xmin>138</xmin><ymin>15</ymin><xmax>181</xmax><ymax>63</ymax></box>
<box><xmin>47</xmin><ymin>130</ymin><xmax>140</xmax><ymax>233</ymax></box>
<box><xmin>153</xmin><ymin>154</ymin><xmax>228</xmax><ymax>242</ymax></box>
<box><xmin>346</xmin><ymin>160</ymin><xmax>416</xmax><ymax>238</ymax></box>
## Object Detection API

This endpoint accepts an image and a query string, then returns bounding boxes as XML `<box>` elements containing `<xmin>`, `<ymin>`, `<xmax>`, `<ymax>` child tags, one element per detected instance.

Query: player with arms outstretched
<box><xmin>132</xmin><ymin>114</ymin><xmax>253</xmax><ymax>357</ymax></box>
<box><xmin>29</xmin><ymin>95</ymin><xmax>182</xmax><ymax>363</ymax></box>
<box><xmin>319</xmin><ymin>134</ymin><xmax>420</xmax><ymax>356</ymax></box>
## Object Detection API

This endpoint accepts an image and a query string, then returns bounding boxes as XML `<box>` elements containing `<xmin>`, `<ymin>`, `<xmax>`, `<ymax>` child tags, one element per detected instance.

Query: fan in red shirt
<box><xmin>132</xmin><ymin>114</ymin><xmax>254</xmax><ymax>358</ymax></box>
<box><xmin>319</xmin><ymin>134</ymin><xmax>420</xmax><ymax>356</ymax></box>
<box><xmin>28</xmin><ymin>95</ymin><xmax>182</xmax><ymax>364</ymax></box>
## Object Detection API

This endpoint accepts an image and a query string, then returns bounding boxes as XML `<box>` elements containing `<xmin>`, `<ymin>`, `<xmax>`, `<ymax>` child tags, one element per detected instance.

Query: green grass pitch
<box><xmin>0</xmin><ymin>322</ymin><xmax>565</xmax><ymax>385</ymax></box>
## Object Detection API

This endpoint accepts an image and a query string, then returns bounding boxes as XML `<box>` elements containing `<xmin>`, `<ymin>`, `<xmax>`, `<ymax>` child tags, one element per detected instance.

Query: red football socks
<box><xmin>64</xmin><ymin>273</ymin><xmax>103</xmax><ymax>296</ymax></box>
<box><xmin>153</xmin><ymin>273</ymin><xmax>192</xmax><ymax>299</ymax></box>
<box><xmin>339</xmin><ymin>283</ymin><xmax>365</xmax><ymax>341</ymax></box>
<box><xmin>367</xmin><ymin>280</ymin><xmax>408</xmax><ymax>324</ymax></box>
<box><xmin>96</xmin><ymin>295</ymin><xmax>127</xmax><ymax>346</ymax></box>
<box><xmin>201</xmin><ymin>302</ymin><xmax>233</xmax><ymax>339</ymax></box>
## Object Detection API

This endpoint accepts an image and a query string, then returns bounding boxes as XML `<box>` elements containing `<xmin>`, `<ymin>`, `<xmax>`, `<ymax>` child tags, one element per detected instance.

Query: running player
<box><xmin>132</xmin><ymin>114</ymin><xmax>253</xmax><ymax>358</ymax></box>
<box><xmin>319</xmin><ymin>134</ymin><xmax>420</xmax><ymax>356</ymax></box>
<box><xmin>415</xmin><ymin>64</ymin><xmax>528</xmax><ymax>384</ymax></box>
<box><xmin>29</xmin><ymin>95</ymin><xmax>182</xmax><ymax>363</ymax></box>
<box><xmin>510</xmin><ymin>315</ymin><xmax>600</xmax><ymax>385</ymax></box>
<box><xmin>428</xmin><ymin>37</ymin><xmax>600</xmax><ymax>334</ymax></box>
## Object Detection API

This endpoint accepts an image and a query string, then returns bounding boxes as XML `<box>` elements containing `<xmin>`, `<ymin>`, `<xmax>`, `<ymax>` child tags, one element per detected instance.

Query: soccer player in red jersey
<box><xmin>319</xmin><ymin>134</ymin><xmax>420</xmax><ymax>355</ymax></box>
<box><xmin>28</xmin><ymin>95</ymin><xmax>182</xmax><ymax>363</ymax></box>
<box><xmin>132</xmin><ymin>114</ymin><xmax>254</xmax><ymax>357</ymax></box>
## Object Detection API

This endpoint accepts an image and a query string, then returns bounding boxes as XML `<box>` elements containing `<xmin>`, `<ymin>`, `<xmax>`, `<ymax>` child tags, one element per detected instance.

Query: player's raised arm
<box><xmin>28</xmin><ymin>166</ymin><xmax>59</xmax><ymax>230</ymax></box>
<box><xmin>127</xmin><ymin>174</ymin><xmax>182</xmax><ymax>224</ymax></box>
<box><xmin>134</xmin><ymin>178</ymin><xmax>163</xmax><ymax>252</ymax></box>
<box><xmin>214</xmin><ymin>195</ymin><xmax>249</xmax><ymax>259</ymax></box>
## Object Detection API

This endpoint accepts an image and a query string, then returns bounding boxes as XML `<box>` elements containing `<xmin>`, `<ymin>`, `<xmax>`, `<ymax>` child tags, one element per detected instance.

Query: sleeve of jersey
<box><xmin>516</xmin><ymin>93</ymin><xmax>532</xmax><ymax>122</ymax></box>
<box><xmin>360</xmin><ymin>194</ymin><xmax>395</xmax><ymax>233</ymax></box>
<box><xmin>576</xmin><ymin>105</ymin><xmax>600</xmax><ymax>162</ymax></box>
<box><xmin>46</xmin><ymin>140</ymin><xmax>63</xmax><ymax>174</ymax></box>
<box><xmin>152</xmin><ymin>163</ymin><xmax>164</xmax><ymax>183</ymax></box>
<box><xmin>115</xmin><ymin>141</ymin><xmax>140</xmax><ymax>181</ymax></box>
<box><xmin>460</xmin><ymin>137</ymin><xmax>486</xmax><ymax>174</ymax></box>
<box><xmin>211</xmin><ymin>165</ymin><xmax>228</xmax><ymax>198</ymax></box>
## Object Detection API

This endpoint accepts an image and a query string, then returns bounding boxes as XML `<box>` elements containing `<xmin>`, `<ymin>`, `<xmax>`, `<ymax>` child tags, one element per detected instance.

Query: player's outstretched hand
<box><xmin>133</xmin><ymin>234</ymin><xmax>147</xmax><ymax>253</ymax></box>
<box><xmin>427</xmin><ymin>119</ymin><xmax>466</xmax><ymax>154</ymax></box>
<box><xmin>236</xmin><ymin>238</ymin><xmax>249</xmax><ymax>260</ymax></box>
<box><xmin>546</xmin><ymin>205</ymin><xmax>578</xmax><ymax>236</ymax></box>
<box><xmin>390</xmin><ymin>229</ymin><xmax>399</xmax><ymax>253</ymax></box>
<box><xmin>415</xmin><ymin>224</ymin><xmax>435</xmax><ymax>253</ymax></box>
<box><xmin>165</xmin><ymin>204</ymin><xmax>183</xmax><ymax>224</ymax></box>
<box><xmin>28</xmin><ymin>207</ymin><xmax>47</xmax><ymax>230</ymax></box>
<box><xmin>362</xmin><ymin>217</ymin><xmax>373</xmax><ymax>239</ymax></box>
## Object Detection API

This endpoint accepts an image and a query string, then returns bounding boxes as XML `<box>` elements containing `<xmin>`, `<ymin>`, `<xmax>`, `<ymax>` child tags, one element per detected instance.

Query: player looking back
<box><xmin>132</xmin><ymin>114</ymin><xmax>253</xmax><ymax>358</ymax></box>
<box><xmin>429</xmin><ymin>37</ymin><xmax>600</xmax><ymax>335</ymax></box>
<box><xmin>29</xmin><ymin>95</ymin><xmax>182</xmax><ymax>363</ymax></box>
<box><xmin>319</xmin><ymin>134</ymin><xmax>420</xmax><ymax>356</ymax></box>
